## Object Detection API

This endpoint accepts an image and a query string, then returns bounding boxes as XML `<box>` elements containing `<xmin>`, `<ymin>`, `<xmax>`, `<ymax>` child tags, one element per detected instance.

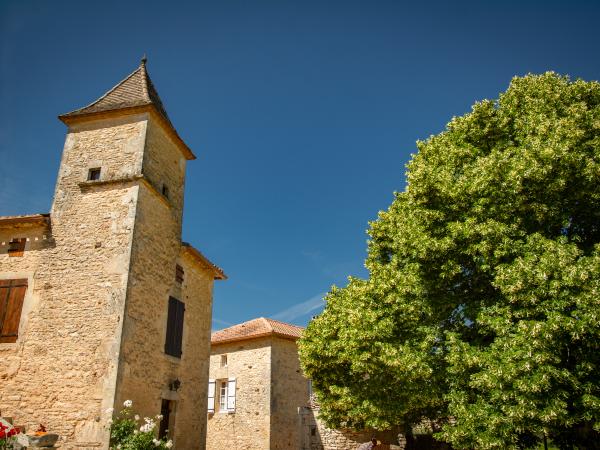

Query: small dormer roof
<box><xmin>59</xmin><ymin>58</ymin><xmax>195</xmax><ymax>160</ymax></box>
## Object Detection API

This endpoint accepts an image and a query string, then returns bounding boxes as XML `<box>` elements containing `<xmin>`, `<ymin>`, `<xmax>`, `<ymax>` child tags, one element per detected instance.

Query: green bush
<box><xmin>108</xmin><ymin>400</ymin><xmax>173</xmax><ymax>450</ymax></box>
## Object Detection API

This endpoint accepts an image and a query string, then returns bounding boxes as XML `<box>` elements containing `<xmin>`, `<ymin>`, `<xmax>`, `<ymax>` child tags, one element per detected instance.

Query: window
<box><xmin>88</xmin><ymin>168</ymin><xmax>101</xmax><ymax>181</ymax></box>
<box><xmin>0</xmin><ymin>279</ymin><xmax>27</xmax><ymax>343</ymax></box>
<box><xmin>8</xmin><ymin>238</ymin><xmax>26</xmax><ymax>257</ymax></box>
<box><xmin>208</xmin><ymin>378</ymin><xmax>236</xmax><ymax>413</ymax></box>
<box><xmin>162</xmin><ymin>183</ymin><xmax>169</xmax><ymax>199</ymax></box>
<box><xmin>219</xmin><ymin>380</ymin><xmax>228</xmax><ymax>411</ymax></box>
<box><xmin>220</xmin><ymin>354</ymin><xmax>228</xmax><ymax>367</ymax></box>
<box><xmin>164</xmin><ymin>297</ymin><xmax>185</xmax><ymax>358</ymax></box>
<box><xmin>159</xmin><ymin>399</ymin><xmax>174</xmax><ymax>439</ymax></box>
<box><xmin>175</xmin><ymin>264</ymin><xmax>184</xmax><ymax>284</ymax></box>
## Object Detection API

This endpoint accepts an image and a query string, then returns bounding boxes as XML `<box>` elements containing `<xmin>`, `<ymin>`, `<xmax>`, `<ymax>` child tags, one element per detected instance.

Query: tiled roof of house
<box><xmin>211</xmin><ymin>317</ymin><xmax>304</xmax><ymax>345</ymax></box>
<box><xmin>59</xmin><ymin>58</ymin><xmax>195</xmax><ymax>160</ymax></box>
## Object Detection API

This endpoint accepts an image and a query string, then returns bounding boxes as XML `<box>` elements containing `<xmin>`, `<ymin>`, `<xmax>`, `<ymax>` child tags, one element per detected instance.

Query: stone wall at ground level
<box><xmin>298</xmin><ymin>407</ymin><xmax>403</xmax><ymax>450</ymax></box>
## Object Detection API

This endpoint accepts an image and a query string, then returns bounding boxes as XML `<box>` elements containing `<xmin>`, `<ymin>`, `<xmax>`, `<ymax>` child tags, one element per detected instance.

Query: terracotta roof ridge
<box><xmin>211</xmin><ymin>317</ymin><xmax>304</xmax><ymax>345</ymax></box>
<box><xmin>260</xmin><ymin>317</ymin><xmax>273</xmax><ymax>332</ymax></box>
<box><xmin>264</xmin><ymin>317</ymin><xmax>305</xmax><ymax>330</ymax></box>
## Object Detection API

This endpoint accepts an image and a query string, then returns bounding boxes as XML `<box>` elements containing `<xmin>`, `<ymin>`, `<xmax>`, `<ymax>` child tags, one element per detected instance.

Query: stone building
<box><xmin>206</xmin><ymin>318</ymin><xmax>405</xmax><ymax>450</ymax></box>
<box><xmin>0</xmin><ymin>59</ymin><xmax>225</xmax><ymax>449</ymax></box>
<box><xmin>206</xmin><ymin>318</ymin><xmax>309</xmax><ymax>449</ymax></box>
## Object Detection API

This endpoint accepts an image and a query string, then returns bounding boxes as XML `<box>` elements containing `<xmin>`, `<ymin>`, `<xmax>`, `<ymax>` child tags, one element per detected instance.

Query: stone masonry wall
<box><xmin>115</xmin><ymin>116</ymin><xmax>214</xmax><ymax>450</ymax></box>
<box><xmin>298</xmin><ymin>407</ymin><xmax>402</xmax><ymax>450</ymax></box>
<box><xmin>270</xmin><ymin>337</ymin><xmax>310</xmax><ymax>450</ymax></box>
<box><xmin>207</xmin><ymin>337</ymin><xmax>272</xmax><ymax>450</ymax></box>
<box><xmin>174</xmin><ymin>251</ymin><xmax>214</xmax><ymax>449</ymax></box>
<box><xmin>0</xmin><ymin>116</ymin><xmax>146</xmax><ymax>449</ymax></box>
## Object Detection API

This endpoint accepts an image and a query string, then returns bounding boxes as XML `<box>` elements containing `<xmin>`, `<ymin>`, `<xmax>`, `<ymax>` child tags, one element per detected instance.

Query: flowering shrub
<box><xmin>108</xmin><ymin>400</ymin><xmax>173</xmax><ymax>450</ymax></box>
<box><xmin>0</xmin><ymin>421</ymin><xmax>21</xmax><ymax>450</ymax></box>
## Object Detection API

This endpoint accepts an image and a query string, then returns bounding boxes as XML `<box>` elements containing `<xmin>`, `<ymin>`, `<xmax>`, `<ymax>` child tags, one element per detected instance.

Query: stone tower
<box><xmin>0</xmin><ymin>59</ymin><xmax>225</xmax><ymax>449</ymax></box>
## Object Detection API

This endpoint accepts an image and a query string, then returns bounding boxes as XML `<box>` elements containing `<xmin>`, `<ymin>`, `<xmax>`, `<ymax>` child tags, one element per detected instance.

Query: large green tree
<box><xmin>299</xmin><ymin>73</ymin><xmax>600</xmax><ymax>449</ymax></box>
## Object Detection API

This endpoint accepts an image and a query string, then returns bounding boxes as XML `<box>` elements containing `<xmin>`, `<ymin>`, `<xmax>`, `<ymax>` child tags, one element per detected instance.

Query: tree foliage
<box><xmin>298</xmin><ymin>73</ymin><xmax>600</xmax><ymax>449</ymax></box>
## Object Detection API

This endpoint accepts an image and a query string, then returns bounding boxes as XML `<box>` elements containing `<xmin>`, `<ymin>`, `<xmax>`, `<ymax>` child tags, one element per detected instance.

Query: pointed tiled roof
<box><xmin>59</xmin><ymin>58</ymin><xmax>195</xmax><ymax>160</ymax></box>
<box><xmin>211</xmin><ymin>318</ymin><xmax>304</xmax><ymax>345</ymax></box>
<box><xmin>60</xmin><ymin>58</ymin><xmax>171</xmax><ymax>122</ymax></box>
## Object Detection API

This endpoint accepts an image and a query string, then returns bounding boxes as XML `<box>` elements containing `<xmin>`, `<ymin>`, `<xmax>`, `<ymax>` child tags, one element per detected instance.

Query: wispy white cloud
<box><xmin>211</xmin><ymin>317</ymin><xmax>235</xmax><ymax>333</ymax></box>
<box><xmin>272</xmin><ymin>292</ymin><xmax>327</xmax><ymax>323</ymax></box>
<box><xmin>301</xmin><ymin>249</ymin><xmax>362</xmax><ymax>280</ymax></box>
<box><xmin>212</xmin><ymin>317</ymin><xmax>233</xmax><ymax>327</ymax></box>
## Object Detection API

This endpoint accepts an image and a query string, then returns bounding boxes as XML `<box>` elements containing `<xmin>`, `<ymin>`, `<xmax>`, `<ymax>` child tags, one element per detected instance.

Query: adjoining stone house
<box><xmin>0</xmin><ymin>59</ymin><xmax>225</xmax><ymax>449</ymax></box>
<box><xmin>206</xmin><ymin>318</ymin><xmax>308</xmax><ymax>449</ymax></box>
<box><xmin>206</xmin><ymin>318</ymin><xmax>401</xmax><ymax>450</ymax></box>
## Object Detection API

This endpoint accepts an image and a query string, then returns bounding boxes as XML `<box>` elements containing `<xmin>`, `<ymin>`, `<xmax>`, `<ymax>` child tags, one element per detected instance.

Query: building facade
<box><xmin>207</xmin><ymin>318</ymin><xmax>407</xmax><ymax>450</ymax></box>
<box><xmin>0</xmin><ymin>59</ymin><xmax>225</xmax><ymax>449</ymax></box>
<box><xmin>206</xmin><ymin>318</ymin><xmax>309</xmax><ymax>450</ymax></box>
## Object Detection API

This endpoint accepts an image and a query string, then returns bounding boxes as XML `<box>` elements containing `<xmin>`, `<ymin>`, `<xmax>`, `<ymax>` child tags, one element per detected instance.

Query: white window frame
<box><xmin>221</xmin><ymin>354</ymin><xmax>228</xmax><ymax>367</ymax></box>
<box><xmin>218</xmin><ymin>380</ymin><xmax>228</xmax><ymax>413</ymax></box>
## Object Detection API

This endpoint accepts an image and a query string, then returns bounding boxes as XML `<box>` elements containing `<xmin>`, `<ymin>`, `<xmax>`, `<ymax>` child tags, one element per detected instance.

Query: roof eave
<box><xmin>181</xmin><ymin>242</ymin><xmax>227</xmax><ymax>280</ymax></box>
<box><xmin>0</xmin><ymin>213</ymin><xmax>50</xmax><ymax>228</ymax></box>
<box><xmin>58</xmin><ymin>104</ymin><xmax>197</xmax><ymax>161</ymax></box>
<box><xmin>211</xmin><ymin>331</ymin><xmax>300</xmax><ymax>346</ymax></box>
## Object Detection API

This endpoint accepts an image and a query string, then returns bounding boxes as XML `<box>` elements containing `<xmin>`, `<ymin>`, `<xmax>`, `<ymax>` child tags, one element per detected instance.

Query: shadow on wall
<box><xmin>298</xmin><ymin>407</ymin><xmax>451</xmax><ymax>450</ymax></box>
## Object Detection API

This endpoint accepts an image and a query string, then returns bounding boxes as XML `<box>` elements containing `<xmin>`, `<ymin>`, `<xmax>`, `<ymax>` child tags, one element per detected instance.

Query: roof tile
<box><xmin>60</xmin><ymin>59</ymin><xmax>172</xmax><ymax>126</ymax></box>
<box><xmin>211</xmin><ymin>318</ymin><xmax>304</xmax><ymax>345</ymax></box>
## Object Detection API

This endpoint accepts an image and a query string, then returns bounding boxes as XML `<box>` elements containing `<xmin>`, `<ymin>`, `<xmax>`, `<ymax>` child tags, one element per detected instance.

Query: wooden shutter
<box><xmin>0</xmin><ymin>279</ymin><xmax>27</xmax><ymax>343</ymax></box>
<box><xmin>207</xmin><ymin>379</ymin><xmax>216</xmax><ymax>413</ymax></box>
<box><xmin>227</xmin><ymin>378</ymin><xmax>236</xmax><ymax>412</ymax></box>
<box><xmin>175</xmin><ymin>264</ymin><xmax>184</xmax><ymax>283</ymax></box>
<box><xmin>164</xmin><ymin>297</ymin><xmax>185</xmax><ymax>357</ymax></box>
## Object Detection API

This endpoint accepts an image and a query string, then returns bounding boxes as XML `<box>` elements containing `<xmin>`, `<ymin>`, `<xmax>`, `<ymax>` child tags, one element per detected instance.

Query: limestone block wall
<box><xmin>142</xmin><ymin>118</ymin><xmax>186</xmax><ymax>219</ymax></box>
<box><xmin>174</xmin><ymin>251</ymin><xmax>214</xmax><ymax>449</ymax></box>
<box><xmin>207</xmin><ymin>337</ymin><xmax>272</xmax><ymax>450</ymax></box>
<box><xmin>0</xmin><ymin>222</ymin><xmax>53</xmax><ymax>397</ymax></box>
<box><xmin>115</xmin><ymin>116</ymin><xmax>213</xmax><ymax>450</ymax></box>
<box><xmin>0</xmin><ymin>116</ymin><xmax>145</xmax><ymax>448</ymax></box>
<box><xmin>298</xmin><ymin>407</ymin><xmax>401</xmax><ymax>450</ymax></box>
<box><xmin>270</xmin><ymin>337</ymin><xmax>310</xmax><ymax>450</ymax></box>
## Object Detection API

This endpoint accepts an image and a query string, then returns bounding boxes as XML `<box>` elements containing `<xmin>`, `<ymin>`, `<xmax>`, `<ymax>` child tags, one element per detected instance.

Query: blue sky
<box><xmin>1</xmin><ymin>0</ymin><xmax>599</xmax><ymax>330</ymax></box>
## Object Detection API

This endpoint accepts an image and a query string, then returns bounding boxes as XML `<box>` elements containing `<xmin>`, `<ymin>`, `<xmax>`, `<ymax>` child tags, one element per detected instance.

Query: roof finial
<box><xmin>141</xmin><ymin>54</ymin><xmax>147</xmax><ymax>65</ymax></box>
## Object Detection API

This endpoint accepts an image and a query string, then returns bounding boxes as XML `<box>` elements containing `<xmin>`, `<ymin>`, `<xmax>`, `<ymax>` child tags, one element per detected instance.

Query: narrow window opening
<box><xmin>162</xmin><ymin>183</ymin><xmax>169</xmax><ymax>199</ymax></box>
<box><xmin>88</xmin><ymin>168</ymin><xmax>101</xmax><ymax>181</ymax></box>
<box><xmin>164</xmin><ymin>297</ymin><xmax>185</xmax><ymax>358</ymax></box>
<box><xmin>8</xmin><ymin>238</ymin><xmax>26</xmax><ymax>257</ymax></box>
<box><xmin>175</xmin><ymin>264</ymin><xmax>184</xmax><ymax>284</ymax></box>
<box><xmin>159</xmin><ymin>399</ymin><xmax>174</xmax><ymax>439</ymax></box>
<box><xmin>220</xmin><ymin>354</ymin><xmax>228</xmax><ymax>367</ymax></box>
